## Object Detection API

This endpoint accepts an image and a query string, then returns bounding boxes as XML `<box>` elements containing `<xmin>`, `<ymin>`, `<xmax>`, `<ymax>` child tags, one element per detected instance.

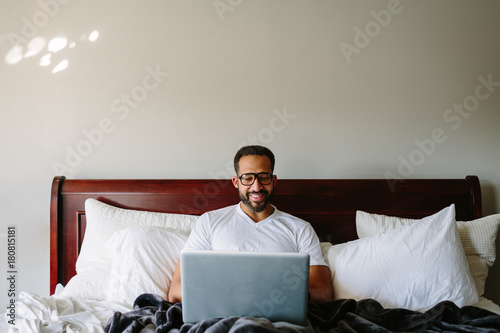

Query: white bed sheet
<box><xmin>2</xmin><ymin>286</ymin><xmax>131</xmax><ymax>333</ymax></box>
<box><xmin>2</xmin><ymin>289</ymin><xmax>500</xmax><ymax>333</ymax></box>
<box><xmin>473</xmin><ymin>297</ymin><xmax>500</xmax><ymax>315</ymax></box>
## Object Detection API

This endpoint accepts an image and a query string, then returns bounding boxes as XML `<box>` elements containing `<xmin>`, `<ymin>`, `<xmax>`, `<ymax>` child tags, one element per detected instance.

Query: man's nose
<box><xmin>250</xmin><ymin>178</ymin><xmax>264</xmax><ymax>191</ymax></box>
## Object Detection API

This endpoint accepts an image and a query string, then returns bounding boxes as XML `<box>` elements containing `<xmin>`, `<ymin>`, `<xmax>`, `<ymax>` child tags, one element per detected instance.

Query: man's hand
<box><xmin>309</xmin><ymin>265</ymin><xmax>334</xmax><ymax>303</ymax></box>
<box><xmin>168</xmin><ymin>262</ymin><xmax>182</xmax><ymax>303</ymax></box>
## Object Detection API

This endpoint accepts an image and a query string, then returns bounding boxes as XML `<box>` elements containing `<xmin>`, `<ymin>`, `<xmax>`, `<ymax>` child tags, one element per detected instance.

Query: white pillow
<box><xmin>106</xmin><ymin>226</ymin><xmax>188</xmax><ymax>306</ymax></box>
<box><xmin>357</xmin><ymin>211</ymin><xmax>500</xmax><ymax>296</ymax></box>
<box><xmin>59</xmin><ymin>268</ymin><xmax>109</xmax><ymax>300</ymax></box>
<box><xmin>77</xmin><ymin>198</ymin><xmax>197</xmax><ymax>273</ymax></box>
<box><xmin>323</xmin><ymin>205</ymin><xmax>479</xmax><ymax>311</ymax></box>
<box><xmin>61</xmin><ymin>199</ymin><xmax>198</xmax><ymax>300</ymax></box>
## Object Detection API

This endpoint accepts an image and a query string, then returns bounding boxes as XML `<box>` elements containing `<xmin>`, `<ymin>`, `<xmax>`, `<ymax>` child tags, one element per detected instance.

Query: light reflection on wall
<box><xmin>4</xmin><ymin>30</ymin><xmax>99</xmax><ymax>74</ymax></box>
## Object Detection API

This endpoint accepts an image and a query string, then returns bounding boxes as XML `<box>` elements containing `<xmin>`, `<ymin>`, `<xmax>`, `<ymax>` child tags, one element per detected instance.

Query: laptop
<box><xmin>180</xmin><ymin>250</ymin><xmax>310</xmax><ymax>326</ymax></box>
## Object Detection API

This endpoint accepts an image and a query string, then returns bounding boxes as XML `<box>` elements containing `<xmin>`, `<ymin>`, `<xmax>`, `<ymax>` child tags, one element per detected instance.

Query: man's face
<box><xmin>232</xmin><ymin>155</ymin><xmax>277</xmax><ymax>213</ymax></box>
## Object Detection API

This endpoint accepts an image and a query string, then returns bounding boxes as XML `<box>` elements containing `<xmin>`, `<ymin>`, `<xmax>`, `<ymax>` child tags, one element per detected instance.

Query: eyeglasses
<box><xmin>238</xmin><ymin>172</ymin><xmax>273</xmax><ymax>186</ymax></box>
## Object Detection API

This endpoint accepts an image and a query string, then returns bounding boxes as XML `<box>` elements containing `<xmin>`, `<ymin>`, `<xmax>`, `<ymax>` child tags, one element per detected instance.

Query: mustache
<box><xmin>248</xmin><ymin>190</ymin><xmax>268</xmax><ymax>195</ymax></box>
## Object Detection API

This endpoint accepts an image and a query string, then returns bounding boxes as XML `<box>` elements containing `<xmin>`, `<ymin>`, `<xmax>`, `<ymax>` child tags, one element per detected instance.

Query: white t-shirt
<box><xmin>184</xmin><ymin>203</ymin><xmax>326</xmax><ymax>266</ymax></box>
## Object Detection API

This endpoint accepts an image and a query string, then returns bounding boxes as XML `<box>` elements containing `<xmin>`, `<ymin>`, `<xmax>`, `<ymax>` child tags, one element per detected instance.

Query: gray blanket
<box><xmin>105</xmin><ymin>293</ymin><xmax>500</xmax><ymax>333</ymax></box>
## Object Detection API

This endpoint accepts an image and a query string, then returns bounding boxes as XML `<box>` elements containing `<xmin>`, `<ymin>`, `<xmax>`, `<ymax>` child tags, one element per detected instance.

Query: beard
<box><xmin>239</xmin><ymin>188</ymin><xmax>274</xmax><ymax>213</ymax></box>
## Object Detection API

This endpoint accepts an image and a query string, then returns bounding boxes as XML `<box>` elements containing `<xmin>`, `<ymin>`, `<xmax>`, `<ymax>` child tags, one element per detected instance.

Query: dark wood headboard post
<box><xmin>466</xmin><ymin>175</ymin><xmax>482</xmax><ymax>219</ymax></box>
<box><xmin>50</xmin><ymin>176</ymin><xmax>65</xmax><ymax>294</ymax></box>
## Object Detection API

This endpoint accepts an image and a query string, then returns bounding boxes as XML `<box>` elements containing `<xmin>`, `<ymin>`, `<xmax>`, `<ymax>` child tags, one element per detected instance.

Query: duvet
<box><xmin>105</xmin><ymin>293</ymin><xmax>500</xmax><ymax>333</ymax></box>
<box><xmin>4</xmin><ymin>291</ymin><xmax>500</xmax><ymax>333</ymax></box>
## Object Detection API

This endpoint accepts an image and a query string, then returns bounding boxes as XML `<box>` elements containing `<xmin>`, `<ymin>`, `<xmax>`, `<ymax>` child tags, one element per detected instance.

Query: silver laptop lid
<box><xmin>181</xmin><ymin>250</ymin><xmax>310</xmax><ymax>326</ymax></box>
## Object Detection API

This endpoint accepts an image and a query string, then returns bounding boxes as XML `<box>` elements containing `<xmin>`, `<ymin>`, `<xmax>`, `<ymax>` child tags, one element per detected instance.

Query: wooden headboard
<box><xmin>50</xmin><ymin>175</ymin><xmax>482</xmax><ymax>294</ymax></box>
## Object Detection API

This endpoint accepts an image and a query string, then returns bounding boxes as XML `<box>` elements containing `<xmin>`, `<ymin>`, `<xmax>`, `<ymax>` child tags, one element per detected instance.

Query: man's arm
<box><xmin>309</xmin><ymin>265</ymin><xmax>334</xmax><ymax>303</ymax></box>
<box><xmin>168</xmin><ymin>213</ymin><xmax>210</xmax><ymax>303</ymax></box>
<box><xmin>168</xmin><ymin>261</ymin><xmax>182</xmax><ymax>303</ymax></box>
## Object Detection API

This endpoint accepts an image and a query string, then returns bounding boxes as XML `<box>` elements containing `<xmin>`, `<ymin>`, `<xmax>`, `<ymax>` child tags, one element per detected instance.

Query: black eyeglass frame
<box><xmin>238</xmin><ymin>172</ymin><xmax>274</xmax><ymax>186</ymax></box>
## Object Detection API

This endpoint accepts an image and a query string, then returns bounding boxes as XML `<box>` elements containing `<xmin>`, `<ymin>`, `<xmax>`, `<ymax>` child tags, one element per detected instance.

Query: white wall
<box><xmin>1</xmin><ymin>0</ymin><xmax>499</xmax><ymax>311</ymax></box>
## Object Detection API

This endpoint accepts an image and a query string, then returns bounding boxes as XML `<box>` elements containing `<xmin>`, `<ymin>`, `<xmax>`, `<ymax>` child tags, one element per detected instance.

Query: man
<box><xmin>168</xmin><ymin>145</ymin><xmax>333</xmax><ymax>303</ymax></box>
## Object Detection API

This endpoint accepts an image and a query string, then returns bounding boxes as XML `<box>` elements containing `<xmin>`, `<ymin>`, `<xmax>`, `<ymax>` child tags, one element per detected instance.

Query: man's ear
<box><xmin>273</xmin><ymin>175</ymin><xmax>277</xmax><ymax>186</ymax></box>
<box><xmin>231</xmin><ymin>176</ymin><xmax>239</xmax><ymax>188</ymax></box>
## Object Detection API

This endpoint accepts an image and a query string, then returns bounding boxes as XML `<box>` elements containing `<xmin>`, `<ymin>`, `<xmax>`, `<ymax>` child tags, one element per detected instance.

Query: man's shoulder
<box><xmin>273</xmin><ymin>208</ymin><xmax>310</xmax><ymax>226</ymax></box>
<box><xmin>202</xmin><ymin>204</ymin><xmax>238</xmax><ymax>218</ymax></box>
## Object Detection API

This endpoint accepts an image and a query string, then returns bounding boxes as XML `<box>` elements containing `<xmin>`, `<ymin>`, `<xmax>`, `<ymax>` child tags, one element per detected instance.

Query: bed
<box><xmin>4</xmin><ymin>175</ymin><xmax>500</xmax><ymax>332</ymax></box>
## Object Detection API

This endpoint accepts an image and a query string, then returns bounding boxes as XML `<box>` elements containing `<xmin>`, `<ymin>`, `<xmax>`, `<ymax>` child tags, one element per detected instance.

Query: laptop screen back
<box><xmin>181</xmin><ymin>250</ymin><xmax>310</xmax><ymax>326</ymax></box>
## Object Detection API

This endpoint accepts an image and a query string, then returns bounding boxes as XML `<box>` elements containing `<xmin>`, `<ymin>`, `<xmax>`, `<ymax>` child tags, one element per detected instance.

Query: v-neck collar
<box><xmin>236</xmin><ymin>203</ymin><xmax>278</xmax><ymax>225</ymax></box>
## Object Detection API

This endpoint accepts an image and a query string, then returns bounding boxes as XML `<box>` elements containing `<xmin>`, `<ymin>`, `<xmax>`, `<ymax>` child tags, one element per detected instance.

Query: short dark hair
<box><xmin>233</xmin><ymin>145</ymin><xmax>275</xmax><ymax>175</ymax></box>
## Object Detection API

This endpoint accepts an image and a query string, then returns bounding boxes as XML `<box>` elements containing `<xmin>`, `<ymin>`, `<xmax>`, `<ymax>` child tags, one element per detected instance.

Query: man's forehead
<box><xmin>238</xmin><ymin>155</ymin><xmax>272</xmax><ymax>171</ymax></box>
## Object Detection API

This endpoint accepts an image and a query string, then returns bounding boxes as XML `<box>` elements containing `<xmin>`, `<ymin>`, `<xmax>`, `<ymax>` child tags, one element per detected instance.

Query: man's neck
<box><xmin>239</xmin><ymin>202</ymin><xmax>275</xmax><ymax>223</ymax></box>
